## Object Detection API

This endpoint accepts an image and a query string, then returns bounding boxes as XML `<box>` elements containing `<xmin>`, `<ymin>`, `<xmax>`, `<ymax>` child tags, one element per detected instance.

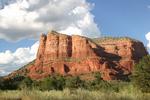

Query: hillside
<box><xmin>4</xmin><ymin>31</ymin><xmax>148</xmax><ymax>80</ymax></box>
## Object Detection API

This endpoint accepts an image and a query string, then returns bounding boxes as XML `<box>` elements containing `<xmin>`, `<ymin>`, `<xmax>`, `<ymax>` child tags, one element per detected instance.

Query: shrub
<box><xmin>19</xmin><ymin>77</ymin><xmax>33</xmax><ymax>89</ymax></box>
<box><xmin>55</xmin><ymin>76</ymin><xmax>66</xmax><ymax>90</ymax></box>
<box><xmin>132</xmin><ymin>55</ymin><xmax>150</xmax><ymax>93</ymax></box>
<box><xmin>65</xmin><ymin>76</ymin><xmax>85</xmax><ymax>89</ymax></box>
<box><xmin>40</xmin><ymin>77</ymin><xmax>57</xmax><ymax>90</ymax></box>
<box><xmin>0</xmin><ymin>75</ymin><xmax>25</xmax><ymax>90</ymax></box>
<box><xmin>94</xmin><ymin>72</ymin><xmax>102</xmax><ymax>83</ymax></box>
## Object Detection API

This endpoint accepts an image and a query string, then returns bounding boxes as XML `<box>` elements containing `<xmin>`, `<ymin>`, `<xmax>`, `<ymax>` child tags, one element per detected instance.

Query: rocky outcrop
<box><xmin>27</xmin><ymin>31</ymin><xmax>101</xmax><ymax>79</ymax></box>
<box><xmin>6</xmin><ymin>31</ymin><xmax>148</xmax><ymax>80</ymax></box>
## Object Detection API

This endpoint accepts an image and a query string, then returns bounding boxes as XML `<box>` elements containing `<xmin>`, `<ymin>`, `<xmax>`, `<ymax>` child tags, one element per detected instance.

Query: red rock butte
<box><xmin>7</xmin><ymin>31</ymin><xmax>148</xmax><ymax>80</ymax></box>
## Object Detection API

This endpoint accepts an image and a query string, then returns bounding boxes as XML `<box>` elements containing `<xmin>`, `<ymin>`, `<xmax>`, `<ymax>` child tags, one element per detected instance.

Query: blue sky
<box><xmin>0</xmin><ymin>0</ymin><xmax>150</xmax><ymax>75</ymax></box>
<box><xmin>0</xmin><ymin>0</ymin><xmax>150</xmax><ymax>52</ymax></box>
<box><xmin>88</xmin><ymin>0</ymin><xmax>150</xmax><ymax>46</ymax></box>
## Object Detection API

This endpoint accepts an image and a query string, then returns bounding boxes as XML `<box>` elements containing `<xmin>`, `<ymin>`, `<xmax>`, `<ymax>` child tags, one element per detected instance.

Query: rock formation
<box><xmin>6</xmin><ymin>31</ymin><xmax>148</xmax><ymax>80</ymax></box>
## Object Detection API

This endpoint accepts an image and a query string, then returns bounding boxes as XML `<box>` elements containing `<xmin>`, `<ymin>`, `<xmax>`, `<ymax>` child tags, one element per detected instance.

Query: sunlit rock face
<box><xmin>6</xmin><ymin>31</ymin><xmax>148</xmax><ymax>80</ymax></box>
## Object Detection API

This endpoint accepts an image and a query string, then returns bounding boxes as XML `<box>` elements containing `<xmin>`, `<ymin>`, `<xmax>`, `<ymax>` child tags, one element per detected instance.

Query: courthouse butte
<box><xmin>6</xmin><ymin>31</ymin><xmax>148</xmax><ymax>80</ymax></box>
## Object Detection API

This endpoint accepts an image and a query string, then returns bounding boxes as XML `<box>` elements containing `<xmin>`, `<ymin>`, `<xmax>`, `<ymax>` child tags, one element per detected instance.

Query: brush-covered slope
<box><xmin>5</xmin><ymin>31</ymin><xmax>148</xmax><ymax>80</ymax></box>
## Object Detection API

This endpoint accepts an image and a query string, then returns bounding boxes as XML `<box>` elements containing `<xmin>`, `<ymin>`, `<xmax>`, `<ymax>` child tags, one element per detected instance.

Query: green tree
<box><xmin>0</xmin><ymin>75</ymin><xmax>25</xmax><ymax>90</ymax></box>
<box><xmin>132</xmin><ymin>55</ymin><xmax>150</xmax><ymax>93</ymax></box>
<box><xmin>55</xmin><ymin>76</ymin><xmax>65</xmax><ymax>90</ymax></box>
<box><xmin>65</xmin><ymin>76</ymin><xmax>84</xmax><ymax>89</ymax></box>
<box><xmin>40</xmin><ymin>77</ymin><xmax>57</xmax><ymax>90</ymax></box>
<box><xmin>19</xmin><ymin>77</ymin><xmax>33</xmax><ymax>89</ymax></box>
<box><xmin>94</xmin><ymin>72</ymin><xmax>102</xmax><ymax>84</ymax></box>
<box><xmin>0</xmin><ymin>77</ymin><xmax>3</xmax><ymax>89</ymax></box>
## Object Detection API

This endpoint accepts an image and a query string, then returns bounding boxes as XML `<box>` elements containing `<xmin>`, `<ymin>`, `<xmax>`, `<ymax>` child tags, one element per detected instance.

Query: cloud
<box><xmin>146</xmin><ymin>32</ymin><xmax>150</xmax><ymax>49</ymax></box>
<box><xmin>0</xmin><ymin>0</ymin><xmax>16</xmax><ymax>9</ymax></box>
<box><xmin>0</xmin><ymin>0</ymin><xmax>100</xmax><ymax>41</ymax></box>
<box><xmin>0</xmin><ymin>41</ymin><xmax>39</xmax><ymax>75</ymax></box>
<box><xmin>0</xmin><ymin>0</ymin><xmax>101</xmax><ymax>75</ymax></box>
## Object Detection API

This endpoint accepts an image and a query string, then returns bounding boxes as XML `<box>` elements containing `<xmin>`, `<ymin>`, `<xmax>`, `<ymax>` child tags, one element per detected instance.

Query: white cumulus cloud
<box><xmin>146</xmin><ymin>32</ymin><xmax>150</xmax><ymax>49</ymax></box>
<box><xmin>0</xmin><ymin>0</ymin><xmax>100</xmax><ymax>41</ymax></box>
<box><xmin>0</xmin><ymin>0</ymin><xmax>101</xmax><ymax>75</ymax></box>
<box><xmin>0</xmin><ymin>41</ymin><xmax>39</xmax><ymax>75</ymax></box>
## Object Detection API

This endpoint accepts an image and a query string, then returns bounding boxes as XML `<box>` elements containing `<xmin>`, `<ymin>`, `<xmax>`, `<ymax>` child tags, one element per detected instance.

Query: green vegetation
<box><xmin>65</xmin><ymin>76</ymin><xmax>85</xmax><ymax>89</ymax></box>
<box><xmin>92</xmin><ymin>36</ymin><xmax>139</xmax><ymax>44</ymax></box>
<box><xmin>0</xmin><ymin>72</ymin><xmax>150</xmax><ymax>100</ymax></box>
<box><xmin>19</xmin><ymin>77</ymin><xmax>33</xmax><ymax>89</ymax></box>
<box><xmin>0</xmin><ymin>88</ymin><xmax>150</xmax><ymax>100</ymax></box>
<box><xmin>0</xmin><ymin>56</ymin><xmax>150</xmax><ymax>99</ymax></box>
<box><xmin>0</xmin><ymin>73</ymin><xmax>130</xmax><ymax>92</ymax></box>
<box><xmin>132</xmin><ymin>55</ymin><xmax>150</xmax><ymax>93</ymax></box>
<box><xmin>40</xmin><ymin>76</ymin><xmax>65</xmax><ymax>90</ymax></box>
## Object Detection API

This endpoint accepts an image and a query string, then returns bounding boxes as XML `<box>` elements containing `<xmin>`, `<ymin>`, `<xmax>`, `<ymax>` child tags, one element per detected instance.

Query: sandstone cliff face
<box><xmin>28</xmin><ymin>31</ymin><xmax>101</xmax><ymax>79</ymax></box>
<box><xmin>7</xmin><ymin>31</ymin><xmax>148</xmax><ymax>80</ymax></box>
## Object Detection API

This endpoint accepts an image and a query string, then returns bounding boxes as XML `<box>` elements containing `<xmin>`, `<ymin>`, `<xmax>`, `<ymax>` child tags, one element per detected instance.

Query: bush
<box><xmin>0</xmin><ymin>75</ymin><xmax>25</xmax><ymax>90</ymax></box>
<box><xmin>0</xmin><ymin>74</ymin><xmax>133</xmax><ymax>93</ymax></box>
<box><xmin>55</xmin><ymin>76</ymin><xmax>65</xmax><ymax>90</ymax></box>
<box><xmin>94</xmin><ymin>72</ymin><xmax>102</xmax><ymax>83</ymax></box>
<box><xmin>132</xmin><ymin>55</ymin><xmax>150</xmax><ymax>93</ymax></box>
<box><xmin>40</xmin><ymin>77</ymin><xmax>57</xmax><ymax>90</ymax></box>
<box><xmin>65</xmin><ymin>76</ymin><xmax>85</xmax><ymax>89</ymax></box>
<box><xmin>19</xmin><ymin>77</ymin><xmax>33</xmax><ymax>89</ymax></box>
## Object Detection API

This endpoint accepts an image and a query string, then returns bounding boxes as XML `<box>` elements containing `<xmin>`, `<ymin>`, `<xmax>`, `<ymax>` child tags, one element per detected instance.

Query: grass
<box><xmin>0</xmin><ymin>87</ymin><xmax>150</xmax><ymax>100</ymax></box>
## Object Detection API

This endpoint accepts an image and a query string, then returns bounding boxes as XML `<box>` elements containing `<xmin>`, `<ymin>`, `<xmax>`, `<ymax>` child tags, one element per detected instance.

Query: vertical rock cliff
<box><xmin>6</xmin><ymin>31</ymin><xmax>148</xmax><ymax>80</ymax></box>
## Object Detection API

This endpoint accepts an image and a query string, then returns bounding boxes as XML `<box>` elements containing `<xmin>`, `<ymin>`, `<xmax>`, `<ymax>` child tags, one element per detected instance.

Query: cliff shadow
<box><xmin>92</xmin><ymin>44</ymin><xmax>122</xmax><ymax>62</ymax></box>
